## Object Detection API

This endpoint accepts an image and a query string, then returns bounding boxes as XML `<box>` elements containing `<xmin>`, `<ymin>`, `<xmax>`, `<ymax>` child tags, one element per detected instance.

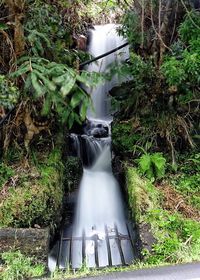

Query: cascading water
<box><xmin>86</xmin><ymin>24</ymin><xmax>129</xmax><ymax>121</ymax></box>
<box><xmin>48</xmin><ymin>24</ymin><xmax>135</xmax><ymax>271</ymax></box>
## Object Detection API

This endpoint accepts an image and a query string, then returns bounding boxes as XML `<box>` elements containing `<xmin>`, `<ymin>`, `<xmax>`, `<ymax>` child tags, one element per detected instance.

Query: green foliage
<box><xmin>138</xmin><ymin>152</ymin><xmax>166</xmax><ymax>180</ymax></box>
<box><xmin>0</xmin><ymin>75</ymin><xmax>20</xmax><ymax>110</ymax></box>
<box><xmin>162</xmin><ymin>49</ymin><xmax>200</xmax><ymax>87</ymax></box>
<box><xmin>145</xmin><ymin>209</ymin><xmax>200</xmax><ymax>264</ymax></box>
<box><xmin>112</xmin><ymin>10</ymin><xmax>200</xmax><ymax>160</ymax></box>
<box><xmin>119</xmin><ymin>11</ymin><xmax>141</xmax><ymax>47</ymax></box>
<box><xmin>170</xmin><ymin>152</ymin><xmax>200</xmax><ymax>210</ymax></box>
<box><xmin>162</xmin><ymin>11</ymin><xmax>200</xmax><ymax>99</ymax></box>
<box><xmin>10</xmin><ymin>56</ymin><xmax>102</xmax><ymax>128</ymax></box>
<box><xmin>24</xmin><ymin>2</ymin><xmax>73</xmax><ymax>64</ymax></box>
<box><xmin>0</xmin><ymin>250</ymin><xmax>45</xmax><ymax>280</ymax></box>
<box><xmin>64</xmin><ymin>156</ymin><xmax>82</xmax><ymax>193</ymax></box>
<box><xmin>0</xmin><ymin>162</ymin><xmax>15</xmax><ymax>191</ymax></box>
<box><xmin>112</xmin><ymin>121</ymin><xmax>141</xmax><ymax>154</ymax></box>
<box><xmin>110</xmin><ymin>52</ymin><xmax>157</xmax><ymax>119</ymax></box>
<box><xmin>26</xmin><ymin>28</ymin><xmax>51</xmax><ymax>57</ymax></box>
<box><xmin>125</xmin><ymin>52</ymin><xmax>156</xmax><ymax>92</ymax></box>
<box><xmin>0</xmin><ymin>22</ymin><xmax>9</xmax><ymax>30</ymax></box>
<box><xmin>0</xmin><ymin>149</ymin><xmax>64</xmax><ymax>228</ymax></box>
<box><xmin>161</xmin><ymin>57</ymin><xmax>186</xmax><ymax>86</ymax></box>
<box><xmin>179</xmin><ymin>10</ymin><xmax>200</xmax><ymax>44</ymax></box>
<box><xmin>126</xmin><ymin>165</ymin><xmax>200</xmax><ymax>266</ymax></box>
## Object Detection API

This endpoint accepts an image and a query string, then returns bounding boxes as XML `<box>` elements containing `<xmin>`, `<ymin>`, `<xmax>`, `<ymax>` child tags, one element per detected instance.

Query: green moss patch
<box><xmin>0</xmin><ymin>149</ymin><xmax>64</xmax><ymax>228</ymax></box>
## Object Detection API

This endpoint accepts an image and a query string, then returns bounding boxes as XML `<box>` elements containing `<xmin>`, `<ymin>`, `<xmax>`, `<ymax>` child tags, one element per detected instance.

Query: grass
<box><xmin>0</xmin><ymin>250</ymin><xmax>45</xmax><ymax>280</ymax></box>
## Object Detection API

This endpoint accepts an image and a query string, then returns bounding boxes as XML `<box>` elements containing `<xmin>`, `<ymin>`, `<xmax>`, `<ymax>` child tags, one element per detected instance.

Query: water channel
<box><xmin>49</xmin><ymin>24</ymin><xmax>136</xmax><ymax>271</ymax></box>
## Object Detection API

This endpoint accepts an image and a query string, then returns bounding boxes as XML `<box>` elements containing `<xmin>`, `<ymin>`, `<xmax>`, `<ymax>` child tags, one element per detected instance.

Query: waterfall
<box><xmin>48</xmin><ymin>24</ymin><xmax>135</xmax><ymax>271</ymax></box>
<box><xmin>86</xmin><ymin>24</ymin><xmax>129</xmax><ymax>121</ymax></box>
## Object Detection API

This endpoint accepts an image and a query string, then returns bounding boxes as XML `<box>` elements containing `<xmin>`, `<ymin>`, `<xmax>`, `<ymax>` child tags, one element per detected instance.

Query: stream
<box><xmin>49</xmin><ymin>24</ymin><xmax>135</xmax><ymax>271</ymax></box>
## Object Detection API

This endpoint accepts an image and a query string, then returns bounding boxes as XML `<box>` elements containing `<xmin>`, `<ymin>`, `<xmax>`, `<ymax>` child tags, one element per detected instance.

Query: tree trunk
<box><xmin>5</xmin><ymin>0</ymin><xmax>25</xmax><ymax>56</ymax></box>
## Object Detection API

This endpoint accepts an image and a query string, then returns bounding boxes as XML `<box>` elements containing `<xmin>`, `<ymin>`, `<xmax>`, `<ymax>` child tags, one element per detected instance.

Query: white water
<box><xmin>86</xmin><ymin>24</ymin><xmax>129</xmax><ymax>120</ymax></box>
<box><xmin>71</xmin><ymin>24</ymin><xmax>131</xmax><ymax>267</ymax></box>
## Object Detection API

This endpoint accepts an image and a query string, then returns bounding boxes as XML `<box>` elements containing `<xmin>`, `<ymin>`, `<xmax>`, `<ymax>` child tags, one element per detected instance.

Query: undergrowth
<box><xmin>126</xmin><ymin>166</ymin><xmax>200</xmax><ymax>266</ymax></box>
<box><xmin>0</xmin><ymin>250</ymin><xmax>45</xmax><ymax>280</ymax></box>
<box><xmin>169</xmin><ymin>152</ymin><xmax>200</xmax><ymax>211</ymax></box>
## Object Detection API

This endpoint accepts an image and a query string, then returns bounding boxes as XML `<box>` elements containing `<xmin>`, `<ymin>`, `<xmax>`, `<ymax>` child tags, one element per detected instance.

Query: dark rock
<box><xmin>83</xmin><ymin>120</ymin><xmax>109</xmax><ymax>138</ymax></box>
<box><xmin>109</xmin><ymin>82</ymin><xmax>132</xmax><ymax>101</ymax></box>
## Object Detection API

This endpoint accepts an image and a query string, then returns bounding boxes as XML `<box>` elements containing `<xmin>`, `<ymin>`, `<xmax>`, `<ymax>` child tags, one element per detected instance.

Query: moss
<box><xmin>125</xmin><ymin>166</ymin><xmax>160</xmax><ymax>222</ymax></box>
<box><xmin>0</xmin><ymin>148</ymin><xmax>64</xmax><ymax>229</ymax></box>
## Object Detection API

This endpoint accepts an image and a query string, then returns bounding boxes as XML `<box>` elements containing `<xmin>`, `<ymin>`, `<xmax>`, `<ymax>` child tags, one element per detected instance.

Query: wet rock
<box><xmin>83</xmin><ymin>121</ymin><xmax>109</xmax><ymax>138</ymax></box>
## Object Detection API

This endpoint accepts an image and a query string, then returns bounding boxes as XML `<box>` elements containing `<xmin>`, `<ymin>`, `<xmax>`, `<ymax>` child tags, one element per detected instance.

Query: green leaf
<box><xmin>31</xmin><ymin>63</ymin><xmax>47</xmax><ymax>74</ymax></box>
<box><xmin>68</xmin><ymin>112</ymin><xmax>74</xmax><ymax>129</ymax></box>
<box><xmin>73</xmin><ymin>112</ymin><xmax>82</xmax><ymax>124</ymax></box>
<box><xmin>60</xmin><ymin>74</ymin><xmax>76</xmax><ymax>97</ymax></box>
<box><xmin>34</xmin><ymin>70</ymin><xmax>56</xmax><ymax>91</ymax></box>
<box><xmin>61</xmin><ymin>109</ymin><xmax>70</xmax><ymax>123</ymax></box>
<box><xmin>42</xmin><ymin>94</ymin><xmax>52</xmax><ymax>115</ymax></box>
<box><xmin>151</xmin><ymin>153</ymin><xmax>166</xmax><ymax>171</ymax></box>
<box><xmin>24</xmin><ymin>74</ymin><xmax>32</xmax><ymax>92</ymax></box>
<box><xmin>30</xmin><ymin>72</ymin><xmax>44</xmax><ymax>97</ymax></box>
<box><xmin>151</xmin><ymin>153</ymin><xmax>166</xmax><ymax>178</ymax></box>
<box><xmin>77</xmin><ymin>71</ymin><xmax>103</xmax><ymax>87</ymax></box>
<box><xmin>52</xmin><ymin>74</ymin><xmax>67</xmax><ymax>85</ymax></box>
<box><xmin>80</xmin><ymin>101</ymin><xmax>88</xmax><ymax>121</ymax></box>
<box><xmin>9</xmin><ymin>65</ymin><xmax>30</xmax><ymax>78</ymax></box>
<box><xmin>139</xmin><ymin>154</ymin><xmax>151</xmax><ymax>173</ymax></box>
<box><xmin>70</xmin><ymin>92</ymin><xmax>83</xmax><ymax>108</ymax></box>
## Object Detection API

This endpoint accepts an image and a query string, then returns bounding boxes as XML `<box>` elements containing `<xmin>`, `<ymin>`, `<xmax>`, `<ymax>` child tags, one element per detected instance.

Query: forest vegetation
<box><xmin>0</xmin><ymin>0</ymin><xmax>200</xmax><ymax>279</ymax></box>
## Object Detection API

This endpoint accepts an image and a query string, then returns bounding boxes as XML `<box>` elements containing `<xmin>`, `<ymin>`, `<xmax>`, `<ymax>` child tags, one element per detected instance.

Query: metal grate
<box><xmin>57</xmin><ymin>223</ymin><xmax>135</xmax><ymax>269</ymax></box>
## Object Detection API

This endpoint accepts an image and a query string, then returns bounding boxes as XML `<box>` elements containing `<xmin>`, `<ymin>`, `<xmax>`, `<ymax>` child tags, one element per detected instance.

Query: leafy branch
<box><xmin>10</xmin><ymin>56</ymin><xmax>103</xmax><ymax>128</ymax></box>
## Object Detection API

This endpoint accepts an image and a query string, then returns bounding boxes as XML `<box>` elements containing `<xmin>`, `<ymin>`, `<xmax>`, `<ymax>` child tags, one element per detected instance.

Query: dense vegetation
<box><xmin>0</xmin><ymin>0</ymin><xmax>200</xmax><ymax>279</ymax></box>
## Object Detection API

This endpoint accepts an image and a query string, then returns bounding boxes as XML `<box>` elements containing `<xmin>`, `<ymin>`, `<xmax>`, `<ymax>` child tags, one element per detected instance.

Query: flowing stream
<box><xmin>49</xmin><ymin>24</ymin><xmax>135</xmax><ymax>271</ymax></box>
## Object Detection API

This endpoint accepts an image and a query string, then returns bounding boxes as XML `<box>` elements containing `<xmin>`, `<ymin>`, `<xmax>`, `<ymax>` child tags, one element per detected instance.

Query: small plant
<box><xmin>138</xmin><ymin>152</ymin><xmax>166</xmax><ymax>180</ymax></box>
<box><xmin>0</xmin><ymin>75</ymin><xmax>20</xmax><ymax>110</ymax></box>
<box><xmin>0</xmin><ymin>250</ymin><xmax>45</xmax><ymax>280</ymax></box>
<box><xmin>0</xmin><ymin>162</ymin><xmax>15</xmax><ymax>190</ymax></box>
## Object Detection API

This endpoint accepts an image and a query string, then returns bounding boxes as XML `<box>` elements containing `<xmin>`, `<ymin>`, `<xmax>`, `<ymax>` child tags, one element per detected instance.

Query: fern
<box><xmin>138</xmin><ymin>152</ymin><xmax>166</xmax><ymax>180</ymax></box>
<box><xmin>26</xmin><ymin>29</ymin><xmax>51</xmax><ymax>56</ymax></box>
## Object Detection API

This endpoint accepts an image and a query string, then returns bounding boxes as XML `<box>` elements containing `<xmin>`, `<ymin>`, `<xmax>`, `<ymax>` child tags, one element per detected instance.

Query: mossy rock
<box><xmin>0</xmin><ymin>228</ymin><xmax>49</xmax><ymax>262</ymax></box>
